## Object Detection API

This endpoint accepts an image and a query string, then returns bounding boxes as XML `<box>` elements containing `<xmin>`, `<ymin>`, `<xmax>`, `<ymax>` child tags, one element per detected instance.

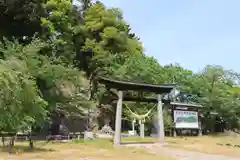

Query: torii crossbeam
<box><xmin>98</xmin><ymin>77</ymin><xmax>176</xmax><ymax>145</ymax></box>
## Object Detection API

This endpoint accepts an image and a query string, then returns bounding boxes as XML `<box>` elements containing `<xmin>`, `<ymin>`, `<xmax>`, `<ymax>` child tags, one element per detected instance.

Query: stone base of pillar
<box><xmin>84</xmin><ymin>131</ymin><xmax>94</xmax><ymax>140</ymax></box>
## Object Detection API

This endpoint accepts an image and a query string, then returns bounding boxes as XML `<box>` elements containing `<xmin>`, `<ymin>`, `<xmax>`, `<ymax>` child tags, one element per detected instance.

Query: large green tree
<box><xmin>0</xmin><ymin>0</ymin><xmax>45</xmax><ymax>42</ymax></box>
<box><xmin>0</xmin><ymin>38</ymin><xmax>92</xmax><ymax>135</ymax></box>
<box><xmin>0</xmin><ymin>59</ymin><xmax>47</xmax><ymax>134</ymax></box>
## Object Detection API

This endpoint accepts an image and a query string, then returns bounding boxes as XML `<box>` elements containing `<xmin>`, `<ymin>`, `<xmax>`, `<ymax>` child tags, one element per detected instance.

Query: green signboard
<box><xmin>174</xmin><ymin>110</ymin><xmax>199</xmax><ymax>128</ymax></box>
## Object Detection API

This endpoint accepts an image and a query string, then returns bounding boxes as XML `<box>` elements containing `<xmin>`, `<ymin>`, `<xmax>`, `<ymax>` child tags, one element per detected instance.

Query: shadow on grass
<box><xmin>120</xmin><ymin>141</ymin><xmax>157</xmax><ymax>145</ymax></box>
<box><xmin>0</xmin><ymin>145</ymin><xmax>55</xmax><ymax>154</ymax></box>
<box><xmin>205</xmin><ymin>131</ymin><xmax>240</xmax><ymax>138</ymax></box>
<box><xmin>72</xmin><ymin>138</ymin><xmax>114</xmax><ymax>148</ymax></box>
<box><xmin>75</xmin><ymin>138</ymin><xmax>157</xmax><ymax>145</ymax></box>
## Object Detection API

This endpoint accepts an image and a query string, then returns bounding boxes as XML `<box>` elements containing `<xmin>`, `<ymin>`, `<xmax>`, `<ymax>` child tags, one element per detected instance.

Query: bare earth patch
<box><xmin>122</xmin><ymin>133</ymin><xmax>240</xmax><ymax>160</ymax></box>
<box><xmin>124</xmin><ymin>143</ymin><xmax>239</xmax><ymax>160</ymax></box>
<box><xmin>164</xmin><ymin>134</ymin><xmax>240</xmax><ymax>157</ymax></box>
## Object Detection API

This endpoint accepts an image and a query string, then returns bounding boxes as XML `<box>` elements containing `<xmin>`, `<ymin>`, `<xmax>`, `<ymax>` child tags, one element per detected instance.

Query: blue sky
<box><xmin>100</xmin><ymin>0</ymin><xmax>240</xmax><ymax>72</ymax></box>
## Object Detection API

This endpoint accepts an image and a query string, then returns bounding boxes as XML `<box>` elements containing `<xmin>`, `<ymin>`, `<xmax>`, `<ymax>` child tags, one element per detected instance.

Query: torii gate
<box><xmin>98</xmin><ymin>77</ymin><xmax>176</xmax><ymax>145</ymax></box>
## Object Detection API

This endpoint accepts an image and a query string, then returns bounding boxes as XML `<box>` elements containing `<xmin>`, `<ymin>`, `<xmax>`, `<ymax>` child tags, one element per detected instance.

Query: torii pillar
<box><xmin>157</xmin><ymin>94</ymin><xmax>165</xmax><ymax>143</ymax></box>
<box><xmin>113</xmin><ymin>90</ymin><xmax>123</xmax><ymax>146</ymax></box>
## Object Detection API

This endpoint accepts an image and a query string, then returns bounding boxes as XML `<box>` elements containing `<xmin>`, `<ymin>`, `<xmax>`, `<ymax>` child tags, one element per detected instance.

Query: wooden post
<box><xmin>172</xmin><ymin>106</ymin><xmax>176</xmax><ymax>137</ymax></box>
<box><xmin>132</xmin><ymin>119</ymin><xmax>136</xmax><ymax>135</ymax></box>
<box><xmin>157</xmin><ymin>94</ymin><xmax>164</xmax><ymax>143</ymax></box>
<box><xmin>198</xmin><ymin>109</ymin><xmax>202</xmax><ymax>136</ymax></box>
<box><xmin>198</xmin><ymin>120</ymin><xmax>202</xmax><ymax>136</ymax></box>
<box><xmin>139</xmin><ymin>120</ymin><xmax>145</xmax><ymax>138</ymax></box>
<box><xmin>173</xmin><ymin>127</ymin><xmax>177</xmax><ymax>137</ymax></box>
<box><xmin>113</xmin><ymin>91</ymin><xmax>123</xmax><ymax>145</ymax></box>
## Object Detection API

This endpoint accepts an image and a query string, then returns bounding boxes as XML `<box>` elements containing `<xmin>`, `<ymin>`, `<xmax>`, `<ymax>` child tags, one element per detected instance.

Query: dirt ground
<box><xmin>123</xmin><ymin>134</ymin><xmax>240</xmax><ymax>157</ymax></box>
<box><xmin>125</xmin><ymin>143</ymin><xmax>239</xmax><ymax>160</ymax></box>
<box><xmin>1</xmin><ymin>134</ymin><xmax>240</xmax><ymax>160</ymax></box>
<box><xmin>164</xmin><ymin>134</ymin><xmax>240</xmax><ymax>157</ymax></box>
<box><xmin>122</xmin><ymin>134</ymin><xmax>240</xmax><ymax>160</ymax></box>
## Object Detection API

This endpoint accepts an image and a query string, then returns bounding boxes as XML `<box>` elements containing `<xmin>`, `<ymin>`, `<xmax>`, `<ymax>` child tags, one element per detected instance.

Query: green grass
<box><xmin>121</xmin><ymin>136</ymin><xmax>158</xmax><ymax>143</ymax></box>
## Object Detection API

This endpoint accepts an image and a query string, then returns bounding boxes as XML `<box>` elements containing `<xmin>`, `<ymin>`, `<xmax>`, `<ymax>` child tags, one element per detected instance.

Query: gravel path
<box><xmin>124</xmin><ymin>143</ymin><xmax>240</xmax><ymax>160</ymax></box>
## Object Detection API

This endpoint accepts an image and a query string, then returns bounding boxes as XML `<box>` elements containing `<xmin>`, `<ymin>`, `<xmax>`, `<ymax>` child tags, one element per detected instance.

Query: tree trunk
<box><xmin>28</xmin><ymin>135</ymin><xmax>34</xmax><ymax>149</ymax></box>
<box><xmin>29</xmin><ymin>140</ymin><xmax>34</xmax><ymax>149</ymax></box>
<box><xmin>8</xmin><ymin>136</ymin><xmax>15</xmax><ymax>153</ymax></box>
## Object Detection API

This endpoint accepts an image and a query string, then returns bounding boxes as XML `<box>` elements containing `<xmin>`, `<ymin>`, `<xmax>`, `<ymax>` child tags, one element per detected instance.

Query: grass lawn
<box><xmin>0</xmin><ymin>139</ymin><xmax>173</xmax><ymax>160</ymax></box>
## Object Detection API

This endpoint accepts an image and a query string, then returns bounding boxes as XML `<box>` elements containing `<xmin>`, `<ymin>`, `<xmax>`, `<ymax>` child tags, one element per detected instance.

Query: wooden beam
<box><xmin>98</xmin><ymin>76</ymin><xmax>176</xmax><ymax>93</ymax></box>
